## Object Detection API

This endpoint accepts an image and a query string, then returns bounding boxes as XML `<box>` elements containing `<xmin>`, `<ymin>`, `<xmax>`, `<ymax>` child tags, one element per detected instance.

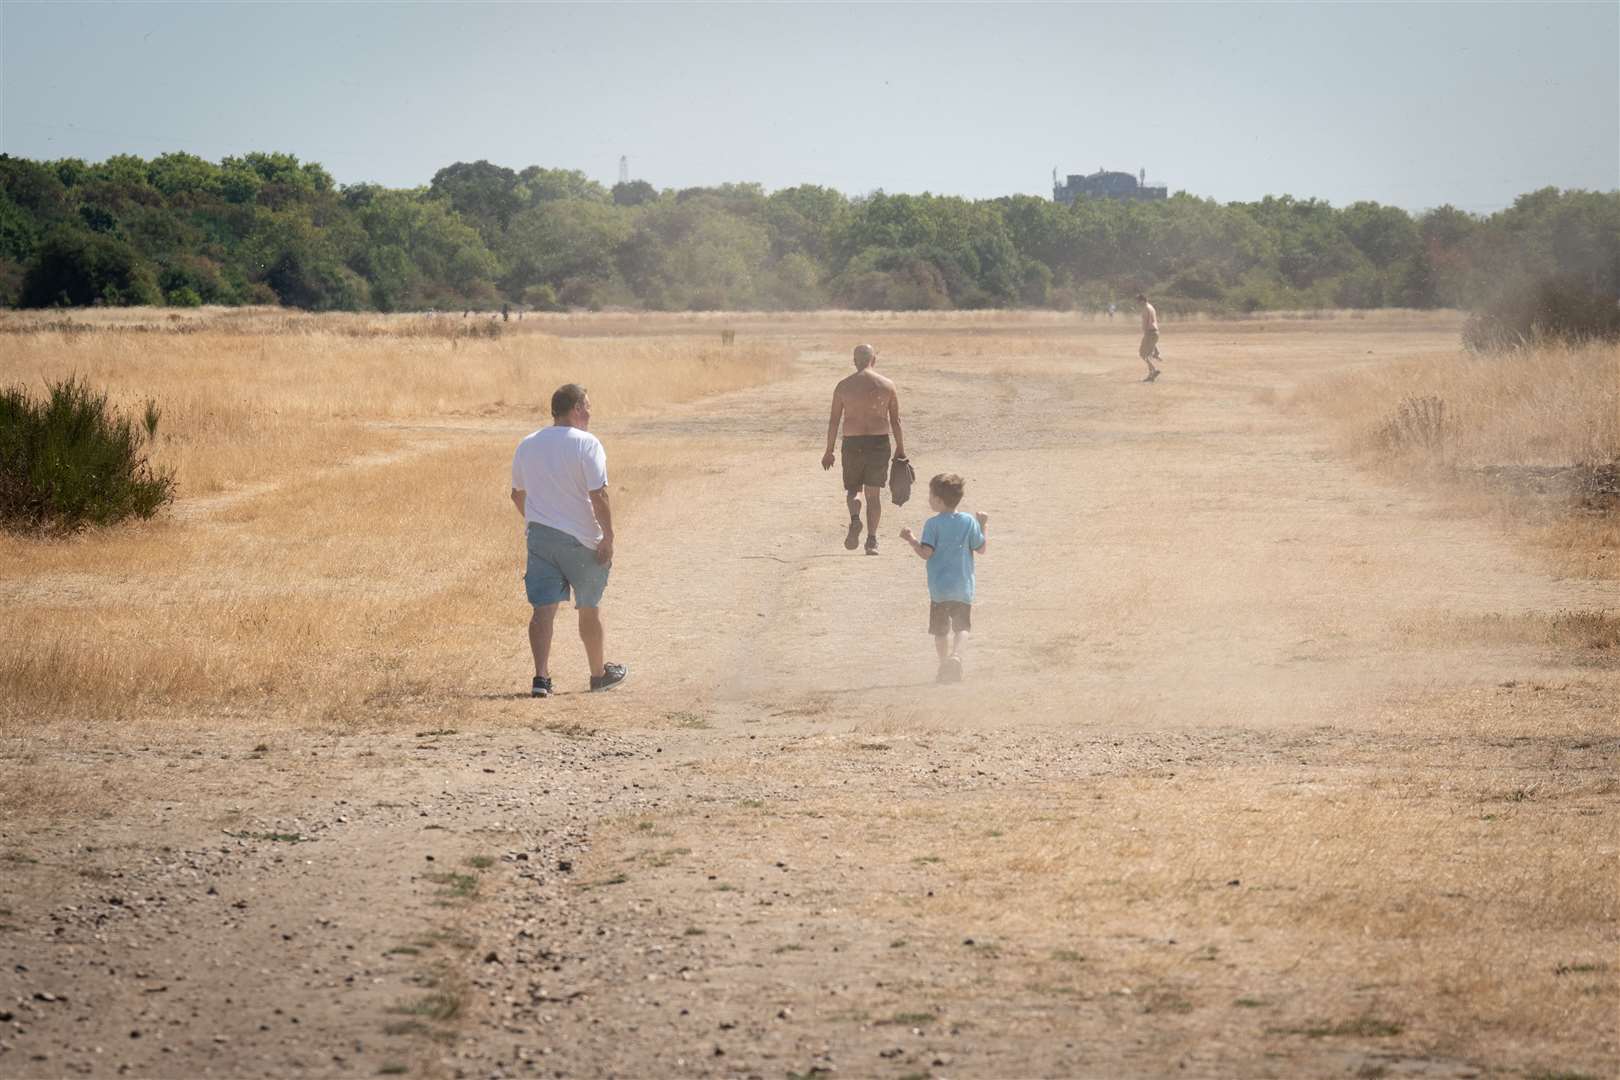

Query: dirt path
<box><xmin>3</xmin><ymin>321</ymin><xmax>1614</xmax><ymax>1079</ymax></box>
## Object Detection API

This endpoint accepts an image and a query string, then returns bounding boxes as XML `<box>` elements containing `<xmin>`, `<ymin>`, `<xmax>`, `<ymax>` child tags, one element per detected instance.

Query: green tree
<box><xmin>429</xmin><ymin>160</ymin><xmax>521</xmax><ymax>243</ymax></box>
<box><xmin>612</xmin><ymin>180</ymin><xmax>658</xmax><ymax>207</ymax></box>
<box><xmin>516</xmin><ymin>167</ymin><xmax>609</xmax><ymax>206</ymax></box>
<box><xmin>21</xmin><ymin>227</ymin><xmax>161</xmax><ymax>307</ymax></box>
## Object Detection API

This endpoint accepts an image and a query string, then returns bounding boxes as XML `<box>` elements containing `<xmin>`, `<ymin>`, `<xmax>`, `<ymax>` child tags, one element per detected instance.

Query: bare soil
<box><xmin>2</xmin><ymin>317</ymin><xmax>1615</xmax><ymax>1080</ymax></box>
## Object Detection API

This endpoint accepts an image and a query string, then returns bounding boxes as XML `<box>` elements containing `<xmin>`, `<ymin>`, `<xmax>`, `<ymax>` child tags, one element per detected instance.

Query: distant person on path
<box><xmin>1137</xmin><ymin>292</ymin><xmax>1163</xmax><ymax>382</ymax></box>
<box><xmin>510</xmin><ymin>384</ymin><xmax>628</xmax><ymax>697</ymax></box>
<box><xmin>900</xmin><ymin>473</ymin><xmax>988</xmax><ymax>684</ymax></box>
<box><xmin>822</xmin><ymin>344</ymin><xmax>906</xmax><ymax>555</ymax></box>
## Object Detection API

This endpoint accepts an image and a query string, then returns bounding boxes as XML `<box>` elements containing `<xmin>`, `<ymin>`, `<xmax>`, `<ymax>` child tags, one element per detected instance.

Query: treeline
<box><xmin>1</xmin><ymin>152</ymin><xmax>1615</xmax><ymax>320</ymax></box>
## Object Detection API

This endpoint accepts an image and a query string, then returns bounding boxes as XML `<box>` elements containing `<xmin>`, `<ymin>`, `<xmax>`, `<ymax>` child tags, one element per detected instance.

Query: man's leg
<box><xmin>844</xmin><ymin>488</ymin><xmax>863</xmax><ymax>549</ymax></box>
<box><xmin>864</xmin><ymin>483</ymin><xmax>882</xmax><ymax>539</ymax></box>
<box><xmin>578</xmin><ymin>606</ymin><xmax>606</xmax><ymax>680</ymax></box>
<box><xmin>530</xmin><ymin>603</ymin><xmax>559</xmax><ymax>677</ymax></box>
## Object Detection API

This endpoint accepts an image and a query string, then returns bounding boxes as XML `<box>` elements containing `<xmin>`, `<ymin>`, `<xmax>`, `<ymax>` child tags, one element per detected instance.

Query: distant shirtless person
<box><xmin>1137</xmin><ymin>292</ymin><xmax>1162</xmax><ymax>382</ymax></box>
<box><xmin>821</xmin><ymin>343</ymin><xmax>906</xmax><ymax>555</ymax></box>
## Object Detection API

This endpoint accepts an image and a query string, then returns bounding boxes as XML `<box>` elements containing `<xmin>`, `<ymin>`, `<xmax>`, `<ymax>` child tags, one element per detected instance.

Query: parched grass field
<box><xmin>0</xmin><ymin>308</ymin><xmax>1614</xmax><ymax>1079</ymax></box>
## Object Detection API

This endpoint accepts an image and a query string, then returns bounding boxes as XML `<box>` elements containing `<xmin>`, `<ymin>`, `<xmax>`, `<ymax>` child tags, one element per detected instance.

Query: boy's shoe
<box><xmin>864</xmin><ymin>533</ymin><xmax>879</xmax><ymax>555</ymax></box>
<box><xmin>531</xmin><ymin>675</ymin><xmax>553</xmax><ymax>698</ymax></box>
<box><xmin>844</xmin><ymin>515</ymin><xmax>862</xmax><ymax>551</ymax></box>
<box><xmin>936</xmin><ymin>656</ymin><xmax>963</xmax><ymax>684</ymax></box>
<box><xmin>589</xmin><ymin>662</ymin><xmax>629</xmax><ymax>692</ymax></box>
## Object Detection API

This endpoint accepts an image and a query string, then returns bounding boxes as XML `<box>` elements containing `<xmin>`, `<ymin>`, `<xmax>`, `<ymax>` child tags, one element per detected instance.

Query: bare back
<box><xmin>834</xmin><ymin>369</ymin><xmax>897</xmax><ymax>437</ymax></box>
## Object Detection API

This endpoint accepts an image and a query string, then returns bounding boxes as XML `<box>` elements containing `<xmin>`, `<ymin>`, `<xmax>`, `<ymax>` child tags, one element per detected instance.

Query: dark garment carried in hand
<box><xmin>889</xmin><ymin>455</ymin><xmax>916</xmax><ymax>506</ymax></box>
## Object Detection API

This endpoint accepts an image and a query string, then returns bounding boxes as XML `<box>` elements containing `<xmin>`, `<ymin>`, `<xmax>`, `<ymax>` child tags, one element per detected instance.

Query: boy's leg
<box><xmin>934</xmin><ymin>633</ymin><xmax>951</xmax><ymax>662</ymax></box>
<box><xmin>950</xmin><ymin>628</ymin><xmax>969</xmax><ymax>659</ymax></box>
<box><xmin>529</xmin><ymin>603</ymin><xmax>559</xmax><ymax>677</ymax></box>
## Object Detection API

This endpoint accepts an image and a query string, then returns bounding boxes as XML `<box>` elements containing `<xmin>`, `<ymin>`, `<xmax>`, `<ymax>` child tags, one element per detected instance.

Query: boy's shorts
<box><xmin>929</xmin><ymin>601</ymin><xmax>972</xmax><ymax>636</ymax></box>
<box><xmin>524</xmin><ymin>522</ymin><xmax>610</xmax><ymax>609</ymax></box>
<box><xmin>1139</xmin><ymin>330</ymin><xmax>1161</xmax><ymax>360</ymax></box>
<box><xmin>841</xmin><ymin>434</ymin><xmax>891</xmax><ymax>493</ymax></box>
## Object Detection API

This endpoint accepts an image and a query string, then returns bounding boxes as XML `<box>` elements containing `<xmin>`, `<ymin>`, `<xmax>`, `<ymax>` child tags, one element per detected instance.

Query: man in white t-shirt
<box><xmin>510</xmin><ymin>384</ymin><xmax>628</xmax><ymax>697</ymax></box>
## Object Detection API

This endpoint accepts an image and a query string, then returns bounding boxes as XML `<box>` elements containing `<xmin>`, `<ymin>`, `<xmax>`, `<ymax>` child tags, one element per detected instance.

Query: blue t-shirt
<box><xmin>920</xmin><ymin>510</ymin><xmax>984</xmax><ymax>604</ymax></box>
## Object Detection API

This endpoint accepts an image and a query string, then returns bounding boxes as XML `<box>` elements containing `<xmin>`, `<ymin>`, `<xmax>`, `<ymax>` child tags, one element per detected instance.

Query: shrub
<box><xmin>523</xmin><ymin>283</ymin><xmax>564</xmax><ymax>311</ymax></box>
<box><xmin>1463</xmin><ymin>273</ymin><xmax>1620</xmax><ymax>352</ymax></box>
<box><xmin>20</xmin><ymin>228</ymin><xmax>162</xmax><ymax>307</ymax></box>
<box><xmin>0</xmin><ymin>377</ymin><xmax>175</xmax><ymax>530</ymax></box>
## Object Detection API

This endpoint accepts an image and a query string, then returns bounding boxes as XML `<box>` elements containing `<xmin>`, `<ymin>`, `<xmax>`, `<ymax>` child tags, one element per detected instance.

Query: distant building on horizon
<box><xmin>1053</xmin><ymin>167</ymin><xmax>1168</xmax><ymax>205</ymax></box>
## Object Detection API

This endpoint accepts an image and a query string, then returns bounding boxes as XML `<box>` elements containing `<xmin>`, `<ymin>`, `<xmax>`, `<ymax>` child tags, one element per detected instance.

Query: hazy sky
<box><xmin>3</xmin><ymin>1</ymin><xmax>1615</xmax><ymax>212</ymax></box>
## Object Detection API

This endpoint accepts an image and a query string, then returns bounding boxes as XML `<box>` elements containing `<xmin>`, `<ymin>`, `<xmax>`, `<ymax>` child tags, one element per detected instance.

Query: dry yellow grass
<box><xmin>1295</xmin><ymin>338</ymin><xmax>1620</xmax><ymax>577</ymax></box>
<box><xmin>0</xmin><ymin>310</ymin><xmax>789</xmax><ymax>731</ymax></box>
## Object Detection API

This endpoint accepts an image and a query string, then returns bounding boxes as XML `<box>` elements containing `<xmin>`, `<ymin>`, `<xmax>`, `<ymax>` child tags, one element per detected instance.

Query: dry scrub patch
<box><xmin>1296</xmin><ymin>339</ymin><xmax>1620</xmax><ymax>577</ymax></box>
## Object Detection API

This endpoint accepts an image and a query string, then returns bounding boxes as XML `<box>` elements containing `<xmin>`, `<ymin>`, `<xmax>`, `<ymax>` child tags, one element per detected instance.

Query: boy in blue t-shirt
<box><xmin>899</xmin><ymin>473</ymin><xmax>989</xmax><ymax>684</ymax></box>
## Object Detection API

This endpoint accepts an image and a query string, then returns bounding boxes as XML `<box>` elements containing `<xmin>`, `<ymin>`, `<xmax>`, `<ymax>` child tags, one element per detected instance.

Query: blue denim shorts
<box><xmin>524</xmin><ymin>523</ymin><xmax>610</xmax><ymax>609</ymax></box>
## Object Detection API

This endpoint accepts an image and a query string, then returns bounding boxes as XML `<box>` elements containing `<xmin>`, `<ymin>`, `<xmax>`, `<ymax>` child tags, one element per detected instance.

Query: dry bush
<box><xmin>0</xmin><ymin>314</ymin><xmax>789</xmax><ymax>731</ymax></box>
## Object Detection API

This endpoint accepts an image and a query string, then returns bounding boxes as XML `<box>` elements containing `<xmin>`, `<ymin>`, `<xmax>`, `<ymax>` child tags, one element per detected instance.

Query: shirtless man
<box><xmin>1137</xmin><ymin>292</ymin><xmax>1162</xmax><ymax>382</ymax></box>
<box><xmin>821</xmin><ymin>343</ymin><xmax>906</xmax><ymax>554</ymax></box>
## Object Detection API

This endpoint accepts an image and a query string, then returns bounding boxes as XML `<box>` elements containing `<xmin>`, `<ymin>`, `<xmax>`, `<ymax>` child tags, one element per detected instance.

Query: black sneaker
<box><xmin>531</xmin><ymin>675</ymin><xmax>553</xmax><ymax>698</ymax></box>
<box><xmin>589</xmin><ymin>662</ymin><xmax>629</xmax><ymax>692</ymax></box>
<box><xmin>844</xmin><ymin>514</ymin><xmax>862</xmax><ymax>551</ymax></box>
<box><xmin>864</xmin><ymin>533</ymin><xmax>879</xmax><ymax>555</ymax></box>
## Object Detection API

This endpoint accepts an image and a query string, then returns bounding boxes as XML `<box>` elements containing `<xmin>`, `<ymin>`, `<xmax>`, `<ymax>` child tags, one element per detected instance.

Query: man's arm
<box><xmin>888</xmin><ymin>387</ymin><xmax>906</xmax><ymax>458</ymax></box>
<box><xmin>588</xmin><ymin>485</ymin><xmax>614</xmax><ymax>566</ymax></box>
<box><xmin>822</xmin><ymin>390</ymin><xmax>843</xmax><ymax>469</ymax></box>
<box><xmin>511</xmin><ymin>488</ymin><xmax>525</xmax><ymax>516</ymax></box>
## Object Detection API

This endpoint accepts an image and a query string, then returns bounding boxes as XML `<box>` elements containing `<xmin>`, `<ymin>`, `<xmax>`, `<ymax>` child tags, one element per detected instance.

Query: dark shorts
<box><xmin>841</xmin><ymin>434</ymin><xmax>891</xmax><ymax>493</ymax></box>
<box><xmin>929</xmin><ymin>601</ymin><xmax>972</xmax><ymax>636</ymax></box>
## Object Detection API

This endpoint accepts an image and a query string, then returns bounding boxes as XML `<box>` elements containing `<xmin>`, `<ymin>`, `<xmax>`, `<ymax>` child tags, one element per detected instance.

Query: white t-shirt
<box><xmin>511</xmin><ymin>425</ymin><xmax>609</xmax><ymax>549</ymax></box>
